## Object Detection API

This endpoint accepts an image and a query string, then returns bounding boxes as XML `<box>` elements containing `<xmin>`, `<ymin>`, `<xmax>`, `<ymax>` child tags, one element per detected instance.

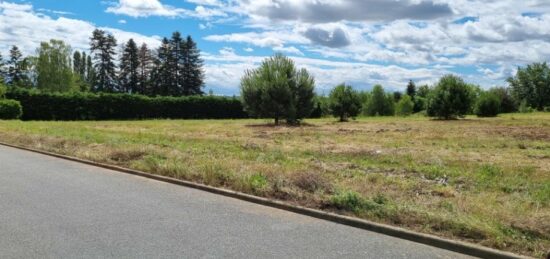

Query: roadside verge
<box><xmin>0</xmin><ymin>141</ymin><xmax>530</xmax><ymax>259</ymax></box>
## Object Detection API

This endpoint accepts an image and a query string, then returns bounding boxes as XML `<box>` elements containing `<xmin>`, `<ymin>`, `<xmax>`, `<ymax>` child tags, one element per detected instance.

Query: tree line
<box><xmin>241</xmin><ymin>54</ymin><xmax>550</xmax><ymax>124</ymax></box>
<box><xmin>0</xmin><ymin>29</ymin><xmax>204</xmax><ymax>97</ymax></box>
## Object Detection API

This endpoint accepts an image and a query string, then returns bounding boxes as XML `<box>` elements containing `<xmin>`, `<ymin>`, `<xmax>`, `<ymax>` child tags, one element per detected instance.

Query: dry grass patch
<box><xmin>0</xmin><ymin>113</ymin><xmax>549</xmax><ymax>257</ymax></box>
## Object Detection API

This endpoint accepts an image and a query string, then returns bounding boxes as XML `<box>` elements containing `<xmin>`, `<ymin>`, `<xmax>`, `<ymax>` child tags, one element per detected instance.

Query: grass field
<box><xmin>1</xmin><ymin>113</ymin><xmax>549</xmax><ymax>257</ymax></box>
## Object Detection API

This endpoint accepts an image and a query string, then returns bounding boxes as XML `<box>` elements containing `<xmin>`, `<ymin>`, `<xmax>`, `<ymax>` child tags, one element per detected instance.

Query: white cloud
<box><xmin>0</xmin><ymin>1</ymin><xmax>161</xmax><ymax>55</ymax></box>
<box><xmin>106</xmin><ymin>0</ymin><xmax>182</xmax><ymax>17</ymax></box>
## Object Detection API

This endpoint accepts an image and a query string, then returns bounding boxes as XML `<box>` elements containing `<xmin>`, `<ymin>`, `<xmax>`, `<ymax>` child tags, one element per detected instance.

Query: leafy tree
<box><xmin>507</xmin><ymin>62</ymin><xmax>550</xmax><ymax>110</ymax></box>
<box><xmin>86</xmin><ymin>55</ymin><xmax>96</xmax><ymax>87</ymax></box>
<box><xmin>90</xmin><ymin>29</ymin><xmax>118</xmax><ymax>92</ymax></box>
<box><xmin>396</xmin><ymin>94</ymin><xmax>414</xmax><ymax>116</ymax></box>
<box><xmin>329</xmin><ymin>84</ymin><xmax>362</xmax><ymax>122</ymax></box>
<box><xmin>427</xmin><ymin>75</ymin><xmax>473</xmax><ymax>119</ymax></box>
<box><xmin>137</xmin><ymin>43</ymin><xmax>154</xmax><ymax>95</ymax></box>
<box><xmin>240</xmin><ymin>54</ymin><xmax>315</xmax><ymax>125</ymax></box>
<box><xmin>73</xmin><ymin>51</ymin><xmax>82</xmax><ymax>75</ymax></box>
<box><xmin>119</xmin><ymin>39</ymin><xmax>140</xmax><ymax>93</ymax></box>
<box><xmin>183</xmin><ymin>35</ymin><xmax>204</xmax><ymax>95</ymax></box>
<box><xmin>7</xmin><ymin>46</ymin><xmax>30</xmax><ymax>87</ymax></box>
<box><xmin>35</xmin><ymin>39</ymin><xmax>76</xmax><ymax>92</ymax></box>
<box><xmin>406</xmin><ymin>80</ymin><xmax>416</xmax><ymax>98</ymax></box>
<box><xmin>475</xmin><ymin>92</ymin><xmax>501</xmax><ymax>117</ymax></box>
<box><xmin>365</xmin><ymin>85</ymin><xmax>394</xmax><ymax>116</ymax></box>
<box><xmin>489</xmin><ymin>87</ymin><xmax>517</xmax><ymax>113</ymax></box>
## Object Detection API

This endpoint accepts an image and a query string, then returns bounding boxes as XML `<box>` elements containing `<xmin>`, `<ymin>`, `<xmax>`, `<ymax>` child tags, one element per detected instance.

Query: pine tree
<box><xmin>170</xmin><ymin>32</ymin><xmax>185</xmax><ymax>96</ymax></box>
<box><xmin>7</xmin><ymin>46</ymin><xmax>30</xmax><ymax>87</ymax></box>
<box><xmin>137</xmin><ymin>43</ymin><xmax>154</xmax><ymax>95</ymax></box>
<box><xmin>406</xmin><ymin>80</ymin><xmax>416</xmax><ymax>98</ymax></box>
<box><xmin>119</xmin><ymin>39</ymin><xmax>139</xmax><ymax>93</ymax></box>
<box><xmin>90</xmin><ymin>29</ymin><xmax>118</xmax><ymax>92</ymax></box>
<box><xmin>183</xmin><ymin>35</ymin><xmax>204</xmax><ymax>95</ymax></box>
<box><xmin>152</xmin><ymin>37</ymin><xmax>173</xmax><ymax>96</ymax></box>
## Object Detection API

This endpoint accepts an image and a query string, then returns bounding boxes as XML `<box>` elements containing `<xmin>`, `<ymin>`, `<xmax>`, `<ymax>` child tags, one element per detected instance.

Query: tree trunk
<box><xmin>274</xmin><ymin>117</ymin><xmax>279</xmax><ymax>125</ymax></box>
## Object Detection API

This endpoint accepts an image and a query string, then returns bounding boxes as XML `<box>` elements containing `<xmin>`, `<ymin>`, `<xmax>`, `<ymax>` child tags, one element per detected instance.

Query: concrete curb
<box><xmin>0</xmin><ymin>142</ymin><xmax>531</xmax><ymax>259</ymax></box>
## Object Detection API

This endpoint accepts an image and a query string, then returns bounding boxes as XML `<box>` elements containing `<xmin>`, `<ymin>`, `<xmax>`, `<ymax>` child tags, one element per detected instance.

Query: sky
<box><xmin>1</xmin><ymin>0</ymin><xmax>550</xmax><ymax>95</ymax></box>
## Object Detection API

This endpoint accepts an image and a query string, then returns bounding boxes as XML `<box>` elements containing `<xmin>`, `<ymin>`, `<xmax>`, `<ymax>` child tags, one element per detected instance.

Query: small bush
<box><xmin>248</xmin><ymin>173</ymin><xmax>268</xmax><ymax>192</ymax></box>
<box><xmin>475</xmin><ymin>92</ymin><xmax>501</xmax><ymax>117</ymax></box>
<box><xmin>0</xmin><ymin>99</ymin><xmax>23</xmax><ymax>120</ymax></box>
<box><xmin>330</xmin><ymin>190</ymin><xmax>364</xmax><ymax>212</ymax></box>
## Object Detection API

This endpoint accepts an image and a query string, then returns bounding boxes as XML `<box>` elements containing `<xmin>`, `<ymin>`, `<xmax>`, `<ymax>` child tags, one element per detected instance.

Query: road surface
<box><xmin>0</xmin><ymin>144</ymin><xmax>473</xmax><ymax>258</ymax></box>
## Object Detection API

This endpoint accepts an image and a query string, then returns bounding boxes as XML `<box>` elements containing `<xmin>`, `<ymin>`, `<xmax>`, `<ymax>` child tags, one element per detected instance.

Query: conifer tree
<box><xmin>406</xmin><ymin>80</ymin><xmax>416</xmax><ymax>98</ymax></box>
<box><xmin>170</xmin><ymin>32</ymin><xmax>185</xmax><ymax>96</ymax></box>
<box><xmin>7</xmin><ymin>46</ymin><xmax>30</xmax><ymax>87</ymax></box>
<box><xmin>90</xmin><ymin>29</ymin><xmax>117</xmax><ymax>92</ymax></box>
<box><xmin>183</xmin><ymin>35</ymin><xmax>204</xmax><ymax>95</ymax></box>
<box><xmin>152</xmin><ymin>37</ymin><xmax>173</xmax><ymax>96</ymax></box>
<box><xmin>137</xmin><ymin>43</ymin><xmax>154</xmax><ymax>95</ymax></box>
<box><xmin>119</xmin><ymin>39</ymin><xmax>139</xmax><ymax>93</ymax></box>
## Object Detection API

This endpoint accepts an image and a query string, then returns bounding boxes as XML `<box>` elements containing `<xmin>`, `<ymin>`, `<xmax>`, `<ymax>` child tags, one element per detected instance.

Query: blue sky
<box><xmin>1</xmin><ymin>0</ymin><xmax>550</xmax><ymax>95</ymax></box>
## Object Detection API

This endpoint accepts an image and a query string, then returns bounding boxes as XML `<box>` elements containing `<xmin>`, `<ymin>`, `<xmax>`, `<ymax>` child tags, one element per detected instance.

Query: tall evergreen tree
<box><xmin>406</xmin><ymin>80</ymin><xmax>416</xmax><ymax>98</ymax></box>
<box><xmin>137</xmin><ymin>43</ymin><xmax>154</xmax><ymax>95</ymax></box>
<box><xmin>90</xmin><ymin>29</ymin><xmax>118</xmax><ymax>92</ymax></box>
<box><xmin>183</xmin><ymin>35</ymin><xmax>204</xmax><ymax>95</ymax></box>
<box><xmin>152</xmin><ymin>37</ymin><xmax>173</xmax><ymax>96</ymax></box>
<box><xmin>170</xmin><ymin>32</ymin><xmax>185</xmax><ymax>96</ymax></box>
<box><xmin>119</xmin><ymin>39</ymin><xmax>139</xmax><ymax>93</ymax></box>
<box><xmin>7</xmin><ymin>45</ymin><xmax>30</xmax><ymax>87</ymax></box>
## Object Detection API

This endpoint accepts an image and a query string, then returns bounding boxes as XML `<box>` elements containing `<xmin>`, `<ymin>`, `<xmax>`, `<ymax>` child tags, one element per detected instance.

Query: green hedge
<box><xmin>6</xmin><ymin>88</ymin><xmax>248</xmax><ymax>121</ymax></box>
<box><xmin>0</xmin><ymin>99</ymin><xmax>23</xmax><ymax>120</ymax></box>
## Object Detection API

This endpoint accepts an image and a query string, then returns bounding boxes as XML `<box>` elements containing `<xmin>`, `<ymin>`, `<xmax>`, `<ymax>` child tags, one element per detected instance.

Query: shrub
<box><xmin>6</xmin><ymin>87</ymin><xmax>247</xmax><ymax>121</ymax></box>
<box><xmin>0</xmin><ymin>99</ymin><xmax>23</xmax><ymax>120</ymax></box>
<box><xmin>427</xmin><ymin>75</ymin><xmax>473</xmax><ymax>119</ymax></box>
<box><xmin>395</xmin><ymin>94</ymin><xmax>414</xmax><ymax>116</ymax></box>
<box><xmin>329</xmin><ymin>84</ymin><xmax>362</xmax><ymax>122</ymax></box>
<box><xmin>475</xmin><ymin>92</ymin><xmax>501</xmax><ymax>117</ymax></box>
<box><xmin>240</xmin><ymin>54</ymin><xmax>315</xmax><ymax>125</ymax></box>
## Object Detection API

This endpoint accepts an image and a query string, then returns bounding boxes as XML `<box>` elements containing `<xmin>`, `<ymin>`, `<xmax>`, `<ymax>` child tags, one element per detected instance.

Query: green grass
<box><xmin>0</xmin><ymin>113</ymin><xmax>549</xmax><ymax>257</ymax></box>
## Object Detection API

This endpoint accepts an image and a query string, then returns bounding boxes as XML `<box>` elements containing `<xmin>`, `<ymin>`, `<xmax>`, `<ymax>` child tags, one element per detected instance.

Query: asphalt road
<box><xmin>0</xmin><ymin>145</ymin><xmax>473</xmax><ymax>258</ymax></box>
